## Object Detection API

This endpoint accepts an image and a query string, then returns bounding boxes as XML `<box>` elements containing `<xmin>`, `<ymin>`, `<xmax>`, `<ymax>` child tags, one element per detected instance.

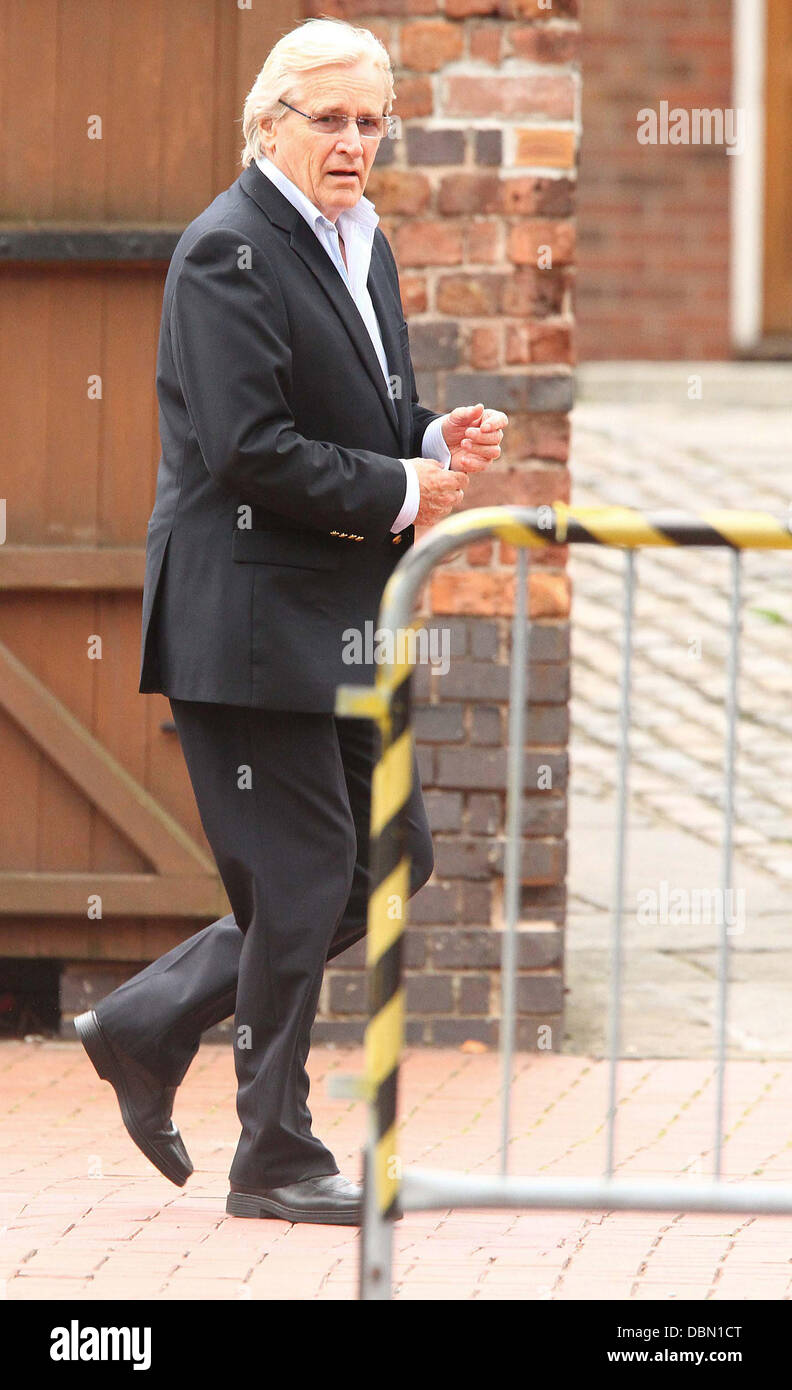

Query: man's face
<box><xmin>260</xmin><ymin>59</ymin><xmax>387</xmax><ymax>222</ymax></box>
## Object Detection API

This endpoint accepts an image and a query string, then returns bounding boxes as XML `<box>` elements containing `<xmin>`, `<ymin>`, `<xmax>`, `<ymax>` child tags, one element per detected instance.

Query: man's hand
<box><xmin>413</xmin><ymin>459</ymin><xmax>469</xmax><ymax>527</ymax></box>
<box><xmin>442</xmin><ymin>403</ymin><xmax>509</xmax><ymax>474</ymax></box>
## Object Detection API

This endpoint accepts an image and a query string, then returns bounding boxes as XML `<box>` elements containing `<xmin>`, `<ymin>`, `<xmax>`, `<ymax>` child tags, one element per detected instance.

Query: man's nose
<box><xmin>336</xmin><ymin>120</ymin><xmax>364</xmax><ymax>156</ymax></box>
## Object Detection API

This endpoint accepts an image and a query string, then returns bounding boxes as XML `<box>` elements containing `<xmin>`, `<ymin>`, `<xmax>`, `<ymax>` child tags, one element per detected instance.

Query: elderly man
<box><xmin>75</xmin><ymin>17</ymin><xmax>508</xmax><ymax>1225</ymax></box>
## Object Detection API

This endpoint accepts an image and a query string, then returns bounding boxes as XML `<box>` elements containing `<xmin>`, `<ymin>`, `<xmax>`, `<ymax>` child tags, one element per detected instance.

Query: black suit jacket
<box><xmin>139</xmin><ymin>160</ymin><xmax>442</xmax><ymax>712</ymax></box>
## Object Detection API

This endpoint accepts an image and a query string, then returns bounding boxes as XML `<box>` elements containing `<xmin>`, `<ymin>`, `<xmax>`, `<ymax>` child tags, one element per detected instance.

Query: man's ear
<box><xmin>259</xmin><ymin>116</ymin><xmax>274</xmax><ymax>157</ymax></box>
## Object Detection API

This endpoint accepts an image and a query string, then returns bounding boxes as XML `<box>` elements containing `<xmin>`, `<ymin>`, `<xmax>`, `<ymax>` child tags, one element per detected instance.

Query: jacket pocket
<box><xmin>231</xmin><ymin>528</ymin><xmax>341</xmax><ymax>569</ymax></box>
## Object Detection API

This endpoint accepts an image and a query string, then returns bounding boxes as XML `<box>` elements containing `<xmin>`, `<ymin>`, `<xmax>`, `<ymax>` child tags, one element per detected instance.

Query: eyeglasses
<box><xmin>278</xmin><ymin>100</ymin><xmax>396</xmax><ymax>140</ymax></box>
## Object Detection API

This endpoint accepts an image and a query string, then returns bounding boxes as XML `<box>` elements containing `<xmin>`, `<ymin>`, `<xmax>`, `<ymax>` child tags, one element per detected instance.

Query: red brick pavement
<box><xmin>1</xmin><ymin>1040</ymin><xmax>791</xmax><ymax>1301</ymax></box>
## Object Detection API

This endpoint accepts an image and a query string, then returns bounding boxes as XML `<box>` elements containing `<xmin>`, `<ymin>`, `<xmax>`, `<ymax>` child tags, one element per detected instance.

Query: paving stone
<box><xmin>4</xmin><ymin>1041</ymin><xmax>792</xmax><ymax>1302</ymax></box>
<box><xmin>566</xmin><ymin>394</ymin><xmax>792</xmax><ymax>1064</ymax></box>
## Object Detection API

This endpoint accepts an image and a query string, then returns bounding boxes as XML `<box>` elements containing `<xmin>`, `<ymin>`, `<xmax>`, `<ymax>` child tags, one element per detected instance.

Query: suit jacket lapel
<box><xmin>367</xmin><ymin>237</ymin><xmax>411</xmax><ymax>454</ymax></box>
<box><xmin>239</xmin><ymin>163</ymin><xmax>405</xmax><ymax>452</ymax></box>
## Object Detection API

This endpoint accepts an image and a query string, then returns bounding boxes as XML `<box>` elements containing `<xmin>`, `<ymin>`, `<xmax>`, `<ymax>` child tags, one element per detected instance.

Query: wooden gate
<box><xmin>0</xmin><ymin>0</ymin><xmax>298</xmax><ymax>966</ymax></box>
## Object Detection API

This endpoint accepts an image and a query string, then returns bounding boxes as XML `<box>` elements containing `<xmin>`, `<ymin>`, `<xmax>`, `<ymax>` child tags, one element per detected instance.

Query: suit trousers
<box><xmin>96</xmin><ymin>699</ymin><xmax>434</xmax><ymax>1188</ymax></box>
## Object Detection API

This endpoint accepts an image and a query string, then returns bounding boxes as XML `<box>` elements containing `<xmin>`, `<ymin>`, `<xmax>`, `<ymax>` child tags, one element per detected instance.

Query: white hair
<box><xmin>240</xmin><ymin>17</ymin><xmax>395</xmax><ymax>168</ymax></box>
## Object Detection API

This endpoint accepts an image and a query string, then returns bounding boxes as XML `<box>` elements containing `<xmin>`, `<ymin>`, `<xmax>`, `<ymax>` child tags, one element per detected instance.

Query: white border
<box><xmin>730</xmin><ymin>0</ymin><xmax>767</xmax><ymax>350</ymax></box>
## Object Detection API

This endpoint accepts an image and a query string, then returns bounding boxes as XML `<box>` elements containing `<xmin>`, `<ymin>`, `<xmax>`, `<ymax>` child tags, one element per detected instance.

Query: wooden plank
<box><xmin>0</xmin><ymin>595</ymin><xmax>145</xmax><ymax>875</ymax></box>
<box><xmin>44</xmin><ymin>273</ymin><xmax>103</xmax><ymax>544</ymax></box>
<box><xmin>1</xmin><ymin>1</ymin><xmax>59</xmax><ymax>219</ymax></box>
<box><xmin>53</xmin><ymin>1</ymin><xmax>112</xmax><ymax>220</ymax></box>
<box><xmin>93</xmin><ymin>595</ymin><xmax>150</xmax><ymax>873</ymax></box>
<box><xmin>0</xmin><ymin>639</ymin><xmax>215</xmax><ymax>875</ymax></box>
<box><xmin>105</xmin><ymin>0</ymin><xmax>167</xmax><ymax>221</ymax></box>
<box><xmin>212</xmin><ymin>0</ymin><xmax>242</xmax><ymax>190</ymax></box>
<box><xmin>0</xmin><ymin>547</ymin><xmax>144</xmax><ymax>588</ymax></box>
<box><xmin>0</xmin><ymin>918</ymin><xmax>223</xmax><ymax>961</ymax></box>
<box><xmin>0</xmin><ymin>873</ymin><xmax>225</xmax><ymax>917</ymax></box>
<box><xmin>39</xmin><ymin>267</ymin><xmax>104</xmax><ymax>870</ymax></box>
<box><xmin>0</xmin><ymin>271</ymin><xmax>51</xmax><ymax>540</ymax></box>
<box><xmin>101</xmin><ymin>274</ymin><xmax>162</xmax><ymax>544</ymax></box>
<box><xmin>233</xmin><ymin>0</ymin><xmax>302</xmax><ymax>169</ymax></box>
<box><xmin>0</xmin><ymin>268</ymin><xmax>164</xmax><ymax>548</ymax></box>
<box><xmin>95</xmin><ymin>267</ymin><xmax>170</xmax><ymax>866</ymax></box>
<box><xmin>763</xmin><ymin>0</ymin><xmax>792</xmax><ymax>333</ymax></box>
<box><xmin>160</xmin><ymin>0</ymin><xmax>220</xmax><ymax>218</ymax></box>
<box><xmin>36</xmin><ymin>592</ymin><xmax>96</xmax><ymax>872</ymax></box>
<box><xmin>0</xmin><ymin>705</ymin><xmax>39</xmax><ymax>870</ymax></box>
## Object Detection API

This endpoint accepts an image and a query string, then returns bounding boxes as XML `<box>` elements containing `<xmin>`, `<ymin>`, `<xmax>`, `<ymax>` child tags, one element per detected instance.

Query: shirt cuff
<box><xmin>392</xmin><ymin>458</ymin><xmax>420</xmax><ymax>532</ymax></box>
<box><xmin>421</xmin><ymin>414</ymin><xmax>452</xmax><ymax>469</ymax></box>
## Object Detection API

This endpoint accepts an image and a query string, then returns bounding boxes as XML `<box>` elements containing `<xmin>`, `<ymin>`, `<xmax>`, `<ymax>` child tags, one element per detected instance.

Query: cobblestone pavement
<box><xmin>3</xmin><ymin>1040</ymin><xmax>792</xmax><ymax>1302</ymax></box>
<box><xmin>566</xmin><ymin>385</ymin><xmax>792</xmax><ymax>1058</ymax></box>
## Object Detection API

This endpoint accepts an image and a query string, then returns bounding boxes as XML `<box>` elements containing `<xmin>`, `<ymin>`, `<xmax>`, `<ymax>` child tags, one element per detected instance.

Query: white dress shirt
<box><xmin>255</xmin><ymin>154</ymin><xmax>451</xmax><ymax>532</ymax></box>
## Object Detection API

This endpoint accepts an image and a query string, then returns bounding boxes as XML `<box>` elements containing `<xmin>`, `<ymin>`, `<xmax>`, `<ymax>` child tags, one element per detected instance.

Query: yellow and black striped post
<box><xmin>363</xmin><ymin>646</ymin><xmax>415</xmax><ymax>1222</ymax></box>
<box><xmin>336</xmin><ymin>618</ymin><xmax>425</xmax><ymax>1295</ymax></box>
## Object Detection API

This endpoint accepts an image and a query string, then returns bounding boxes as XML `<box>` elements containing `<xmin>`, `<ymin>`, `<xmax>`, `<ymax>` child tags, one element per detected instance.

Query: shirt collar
<box><xmin>254</xmin><ymin>154</ymin><xmax>379</xmax><ymax>242</ymax></box>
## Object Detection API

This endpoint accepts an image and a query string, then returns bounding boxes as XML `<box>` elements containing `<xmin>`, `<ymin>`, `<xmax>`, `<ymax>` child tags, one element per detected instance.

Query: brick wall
<box><xmin>305</xmin><ymin>0</ymin><xmax>580</xmax><ymax>1050</ymax></box>
<box><xmin>577</xmin><ymin>0</ymin><xmax>732</xmax><ymax>360</ymax></box>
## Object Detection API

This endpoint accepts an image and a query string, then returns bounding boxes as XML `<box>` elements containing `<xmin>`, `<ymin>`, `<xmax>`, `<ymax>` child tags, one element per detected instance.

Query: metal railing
<box><xmin>334</xmin><ymin>503</ymin><xmax>792</xmax><ymax>1301</ymax></box>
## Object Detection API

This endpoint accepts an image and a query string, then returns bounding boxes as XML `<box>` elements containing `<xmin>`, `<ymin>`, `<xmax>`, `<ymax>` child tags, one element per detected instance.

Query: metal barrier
<box><xmin>334</xmin><ymin>504</ymin><xmax>792</xmax><ymax>1301</ymax></box>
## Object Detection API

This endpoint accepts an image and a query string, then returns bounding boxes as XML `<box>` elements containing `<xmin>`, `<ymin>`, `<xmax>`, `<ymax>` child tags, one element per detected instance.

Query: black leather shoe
<box><xmin>74</xmin><ymin>1009</ymin><xmax>193</xmax><ymax>1187</ymax></box>
<box><xmin>226</xmin><ymin>1173</ymin><xmax>363</xmax><ymax>1225</ymax></box>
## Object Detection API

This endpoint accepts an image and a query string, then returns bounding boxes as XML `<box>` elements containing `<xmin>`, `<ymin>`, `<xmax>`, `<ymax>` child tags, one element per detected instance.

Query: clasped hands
<box><xmin>414</xmin><ymin>403</ymin><xmax>510</xmax><ymax>528</ymax></box>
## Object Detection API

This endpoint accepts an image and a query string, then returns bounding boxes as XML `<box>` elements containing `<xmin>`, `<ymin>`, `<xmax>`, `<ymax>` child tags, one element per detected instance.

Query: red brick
<box><xmin>502</xmin><ymin>176</ymin><xmax>576</xmax><ymax>217</ymax></box>
<box><xmin>506</xmin><ymin>321</ymin><xmax>575</xmax><ymax>365</ymax></box>
<box><xmin>384</xmin><ymin>224</ymin><xmax>409</xmax><ymax>263</ymax></box>
<box><xmin>445</xmin><ymin>73</ymin><xmax>575</xmax><ymax>120</ymax></box>
<box><xmin>445</xmin><ymin>0</ymin><xmax>503</xmax><ymax>15</ymax></box>
<box><xmin>400</xmin><ymin>273</ymin><xmax>428</xmax><ymax>315</ymax></box>
<box><xmin>466</xmin><ymin>537</ymin><xmax>495</xmax><ymax>564</ymax></box>
<box><xmin>466</xmin><ymin>219</ymin><xmax>502</xmax><ymax>264</ymax></box>
<box><xmin>361</xmin><ymin>17</ymin><xmax>395</xmax><ymax>48</ymax></box>
<box><xmin>430</xmin><ymin>569</ymin><xmax>570</xmax><ymax>619</ymax></box>
<box><xmin>500</xmin><ymin>266</ymin><xmax>568</xmax><ymax>317</ymax></box>
<box><xmin>505</xmin><ymin>323</ymin><xmax>531</xmax><ymax>364</ymax></box>
<box><xmin>510</xmin><ymin>0</ymin><xmax>579</xmax><ymax>15</ymax></box>
<box><xmin>438</xmin><ymin>172</ymin><xmax>502</xmax><ymax>215</ymax></box>
<box><xmin>469</xmin><ymin>22</ymin><xmax>504</xmax><ymax>64</ymax></box>
<box><xmin>507</xmin><ymin>412</ymin><xmax>571</xmax><ymax>463</ymax></box>
<box><xmin>401</xmin><ymin>20</ymin><xmax>464</xmax><ymax>71</ymax></box>
<box><xmin>305</xmin><ymin>0</ymin><xmax>438</xmax><ymax>12</ymax></box>
<box><xmin>468</xmin><ymin>325</ymin><xmax>502</xmax><ymax>370</ymax></box>
<box><xmin>509</xmin><ymin>23</ymin><xmax>581</xmax><ymax>63</ymax></box>
<box><xmin>392</xmin><ymin>76</ymin><xmax>434</xmax><ymax>120</ymax></box>
<box><xmin>365</xmin><ymin>168</ymin><xmax>432</xmax><ymax>215</ymax></box>
<box><xmin>437</xmin><ymin>274</ymin><xmax>506</xmax><ymax>316</ymax></box>
<box><xmin>508</xmin><ymin>220</ymin><xmax>576</xmax><ymax>267</ymax></box>
<box><xmin>396</xmin><ymin>220</ymin><xmax>465</xmax><ymax>266</ymax></box>
<box><xmin>473</xmin><ymin>466</ymin><xmax>570</xmax><ymax>507</ymax></box>
<box><xmin>514</xmin><ymin>128</ymin><xmax>576</xmax><ymax>168</ymax></box>
<box><xmin>501</xmin><ymin>538</ymin><xmax>567</xmax><ymax>567</ymax></box>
